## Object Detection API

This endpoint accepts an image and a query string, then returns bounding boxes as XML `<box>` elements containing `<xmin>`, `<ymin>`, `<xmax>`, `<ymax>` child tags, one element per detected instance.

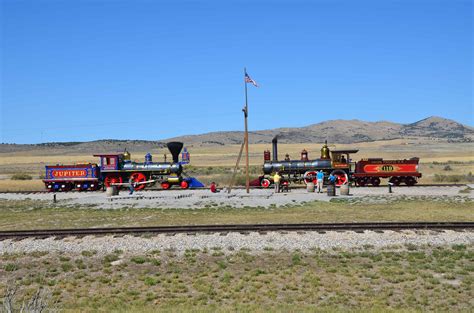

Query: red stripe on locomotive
<box><xmin>362</xmin><ymin>163</ymin><xmax>417</xmax><ymax>173</ymax></box>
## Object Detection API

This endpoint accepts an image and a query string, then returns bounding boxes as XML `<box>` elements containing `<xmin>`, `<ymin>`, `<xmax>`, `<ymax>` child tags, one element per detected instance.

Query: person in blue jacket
<box><xmin>128</xmin><ymin>176</ymin><xmax>135</xmax><ymax>195</ymax></box>
<box><xmin>316</xmin><ymin>170</ymin><xmax>324</xmax><ymax>193</ymax></box>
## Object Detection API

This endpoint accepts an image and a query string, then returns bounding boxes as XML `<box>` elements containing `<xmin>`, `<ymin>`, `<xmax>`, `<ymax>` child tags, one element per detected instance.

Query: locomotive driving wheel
<box><xmin>261</xmin><ymin>178</ymin><xmax>271</xmax><ymax>188</ymax></box>
<box><xmin>161</xmin><ymin>182</ymin><xmax>171</xmax><ymax>190</ymax></box>
<box><xmin>104</xmin><ymin>175</ymin><xmax>123</xmax><ymax>190</ymax></box>
<box><xmin>303</xmin><ymin>171</ymin><xmax>317</xmax><ymax>184</ymax></box>
<box><xmin>331</xmin><ymin>170</ymin><xmax>348</xmax><ymax>186</ymax></box>
<box><xmin>130</xmin><ymin>172</ymin><xmax>147</xmax><ymax>190</ymax></box>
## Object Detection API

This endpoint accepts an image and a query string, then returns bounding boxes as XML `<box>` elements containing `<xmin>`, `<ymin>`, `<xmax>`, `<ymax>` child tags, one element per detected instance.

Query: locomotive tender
<box><xmin>43</xmin><ymin>142</ymin><xmax>199</xmax><ymax>192</ymax></box>
<box><xmin>258</xmin><ymin>137</ymin><xmax>421</xmax><ymax>187</ymax></box>
<box><xmin>43</xmin><ymin>163</ymin><xmax>101</xmax><ymax>191</ymax></box>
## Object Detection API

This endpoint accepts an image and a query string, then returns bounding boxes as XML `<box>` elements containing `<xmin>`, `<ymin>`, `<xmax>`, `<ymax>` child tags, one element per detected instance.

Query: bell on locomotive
<box><xmin>123</xmin><ymin>150</ymin><xmax>131</xmax><ymax>161</ymax></box>
<box><xmin>320</xmin><ymin>140</ymin><xmax>330</xmax><ymax>159</ymax></box>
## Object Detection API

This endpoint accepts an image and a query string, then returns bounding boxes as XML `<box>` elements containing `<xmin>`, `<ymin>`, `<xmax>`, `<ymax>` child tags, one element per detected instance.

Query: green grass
<box><xmin>10</xmin><ymin>173</ymin><xmax>33</xmax><ymax>180</ymax></box>
<box><xmin>0</xmin><ymin>199</ymin><xmax>472</xmax><ymax>231</ymax></box>
<box><xmin>1</xmin><ymin>245</ymin><xmax>472</xmax><ymax>312</ymax></box>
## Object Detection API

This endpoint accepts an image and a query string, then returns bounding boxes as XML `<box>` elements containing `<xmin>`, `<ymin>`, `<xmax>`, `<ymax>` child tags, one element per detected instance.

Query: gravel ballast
<box><xmin>0</xmin><ymin>186</ymin><xmax>471</xmax><ymax>209</ymax></box>
<box><xmin>1</xmin><ymin>230</ymin><xmax>473</xmax><ymax>255</ymax></box>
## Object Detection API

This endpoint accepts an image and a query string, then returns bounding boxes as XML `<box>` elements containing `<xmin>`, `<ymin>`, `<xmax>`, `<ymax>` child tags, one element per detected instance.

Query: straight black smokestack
<box><xmin>272</xmin><ymin>136</ymin><xmax>278</xmax><ymax>161</ymax></box>
<box><xmin>167</xmin><ymin>142</ymin><xmax>184</xmax><ymax>163</ymax></box>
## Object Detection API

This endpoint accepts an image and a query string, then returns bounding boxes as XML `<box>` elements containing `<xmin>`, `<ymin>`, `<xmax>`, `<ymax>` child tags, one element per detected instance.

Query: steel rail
<box><xmin>0</xmin><ymin>222</ymin><xmax>473</xmax><ymax>239</ymax></box>
<box><xmin>0</xmin><ymin>183</ymin><xmax>468</xmax><ymax>194</ymax></box>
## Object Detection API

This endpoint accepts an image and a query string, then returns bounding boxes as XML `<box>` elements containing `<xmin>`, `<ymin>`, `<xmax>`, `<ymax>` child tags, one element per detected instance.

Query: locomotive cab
<box><xmin>330</xmin><ymin>150</ymin><xmax>359</xmax><ymax>170</ymax></box>
<box><xmin>94</xmin><ymin>154</ymin><xmax>124</xmax><ymax>171</ymax></box>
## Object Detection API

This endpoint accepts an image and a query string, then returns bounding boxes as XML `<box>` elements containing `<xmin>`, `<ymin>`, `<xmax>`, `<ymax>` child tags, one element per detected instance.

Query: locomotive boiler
<box><xmin>263</xmin><ymin>138</ymin><xmax>333</xmax><ymax>175</ymax></box>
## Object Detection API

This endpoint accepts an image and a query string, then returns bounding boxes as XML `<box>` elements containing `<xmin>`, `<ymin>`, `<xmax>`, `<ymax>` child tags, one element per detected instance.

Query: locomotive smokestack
<box><xmin>272</xmin><ymin>136</ymin><xmax>278</xmax><ymax>161</ymax></box>
<box><xmin>166</xmin><ymin>142</ymin><xmax>184</xmax><ymax>163</ymax></box>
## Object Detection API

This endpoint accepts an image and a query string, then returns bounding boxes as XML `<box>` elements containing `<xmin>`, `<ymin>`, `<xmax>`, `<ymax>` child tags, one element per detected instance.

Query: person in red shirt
<box><xmin>210</xmin><ymin>182</ymin><xmax>217</xmax><ymax>193</ymax></box>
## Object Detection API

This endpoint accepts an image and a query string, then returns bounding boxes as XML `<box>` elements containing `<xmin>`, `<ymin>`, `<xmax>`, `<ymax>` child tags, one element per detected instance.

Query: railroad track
<box><xmin>1</xmin><ymin>222</ymin><xmax>473</xmax><ymax>240</ymax></box>
<box><xmin>0</xmin><ymin>183</ymin><xmax>468</xmax><ymax>195</ymax></box>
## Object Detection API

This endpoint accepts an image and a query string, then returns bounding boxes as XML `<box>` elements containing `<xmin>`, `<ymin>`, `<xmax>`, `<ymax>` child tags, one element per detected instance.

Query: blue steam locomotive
<box><xmin>43</xmin><ymin>142</ymin><xmax>203</xmax><ymax>191</ymax></box>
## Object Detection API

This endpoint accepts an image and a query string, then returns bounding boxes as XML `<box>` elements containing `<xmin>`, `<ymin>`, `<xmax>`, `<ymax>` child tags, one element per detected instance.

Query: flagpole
<box><xmin>243</xmin><ymin>67</ymin><xmax>250</xmax><ymax>193</ymax></box>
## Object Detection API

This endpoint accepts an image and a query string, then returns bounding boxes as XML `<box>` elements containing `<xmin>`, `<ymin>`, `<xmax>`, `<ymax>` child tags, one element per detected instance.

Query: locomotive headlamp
<box><xmin>77</xmin><ymin>184</ymin><xmax>81</xmax><ymax>188</ymax></box>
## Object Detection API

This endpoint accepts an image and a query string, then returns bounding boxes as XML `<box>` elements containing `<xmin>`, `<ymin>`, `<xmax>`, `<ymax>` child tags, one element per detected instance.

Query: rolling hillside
<box><xmin>1</xmin><ymin>116</ymin><xmax>472</xmax><ymax>153</ymax></box>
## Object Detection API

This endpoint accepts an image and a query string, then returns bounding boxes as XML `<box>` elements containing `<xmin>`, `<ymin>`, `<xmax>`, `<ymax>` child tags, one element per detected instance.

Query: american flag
<box><xmin>245</xmin><ymin>73</ymin><xmax>259</xmax><ymax>87</ymax></box>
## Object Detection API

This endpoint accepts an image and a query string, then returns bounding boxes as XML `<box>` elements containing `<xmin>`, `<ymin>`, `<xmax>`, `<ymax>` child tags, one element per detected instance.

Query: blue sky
<box><xmin>1</xmin><ymin>0</ymin><xmax>472</xmax><ymax>144</ymax></box>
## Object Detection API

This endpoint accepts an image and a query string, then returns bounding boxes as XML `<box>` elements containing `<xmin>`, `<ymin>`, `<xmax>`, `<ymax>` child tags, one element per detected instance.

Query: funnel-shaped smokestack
<box><xmin>272</xmin><ymin>136</ymin><xmax>278</xmax><ymax>161</ymax></box>
<box><xmin>167</xmin><ymin>142</ymin><xmax>184</xmax><ymax>163</ymax></box>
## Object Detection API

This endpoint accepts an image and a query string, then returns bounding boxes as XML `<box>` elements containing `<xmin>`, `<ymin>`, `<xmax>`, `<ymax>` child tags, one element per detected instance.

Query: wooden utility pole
<box><xmin>227</xmin><ymin>142</ymin><xmax>245</xmax><ymax>193</ymax></box>
<box><xmin>243</xmin><ymin>68</ymin><xmax>250</xmax><ymax>193</ymax></box>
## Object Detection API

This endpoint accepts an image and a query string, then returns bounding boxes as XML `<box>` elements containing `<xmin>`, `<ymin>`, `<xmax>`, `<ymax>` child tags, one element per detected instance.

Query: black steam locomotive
<box><xmin>256</xmin><ymin>137</ymin><xmax>422</xmax><ymax>187</ymax></box>
<box><xmin>257</xmin><ymin>137</ymin><xmax>358</xmax><ymax>187</ymax></box>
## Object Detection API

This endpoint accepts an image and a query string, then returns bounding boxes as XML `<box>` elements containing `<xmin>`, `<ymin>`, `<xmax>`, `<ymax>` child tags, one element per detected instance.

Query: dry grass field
<box><xmin>0</xmin><ymin>197</ymin><xmax>473</xmax><ymax>231</ymax></box>
<box><xmin>0</xmin><ymin>138</ymin><xmax>472</xmax><ymax>190</ymax></box>
<box><xmin>1</xmin><ymin>244</ymin><xmax>472</xmax><ymax>312</ymax></box>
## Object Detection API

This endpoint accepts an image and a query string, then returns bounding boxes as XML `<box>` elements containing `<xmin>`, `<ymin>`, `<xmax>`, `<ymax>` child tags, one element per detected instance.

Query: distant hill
<box><xmin>168</xmin><ymin>116</ymin><xmax>474</xmax><ymax>145</ymax></box>
<box><xmin>0</xmin><ymin>140</ymin><xmax>167</xmax><ymax>155</ymax></box>
<box><xmin>1</xmin><ymin>116</ymin><xmax>472</xmax><ymax>153</ymax></box>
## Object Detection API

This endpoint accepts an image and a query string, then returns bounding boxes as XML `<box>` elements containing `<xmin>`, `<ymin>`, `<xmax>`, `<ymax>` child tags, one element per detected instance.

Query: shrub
<box><xmin>103</xmin><ymin>254</ymin><xmax>119</xmax><ymax>264</ymax></box>
<box><xmin>2</xmin><ymin>285</ymin><xmax>56</xmax><ymax>312</ymax></box>
<box><xmin>11</xmin><ymin>173</ymin><xmax>33</xmax><ymax>180</ymax></box>
<box><xmin>131</xmin><ymin>256</ymin><xmax>148</xmax><ymax>264</ymax></box>
<box><xmin>81</xmin><ymin>250</ymin><xmax>97</xmax><ymax>257</ymax></box>
<box><xmin>61</xmin><ymin>262</ymin><xmax>73</xmax><ymax>272</ymax></box>
<box><xmin>434</xmin><ymin>172</ymin><xmax>474</xmax><ymax>183</ymax></box>
<box><xmin>4</xmin><ymin>263</ymin><xmax>18</xmax><ymax>271</ymax></box>
<box><xmin>443</xmin><ymin>165</ymin><xmax>453</xmax><ymax>171</ymax></box>
<box><xmin>292</xmin><ymin>253</ymin><xmax>302</xmax><ymax>266</ymax></box>
<box><xmin>144</xmin><ymin>277</ymin><xmax>159</xmax><ymax>286</ymax></box>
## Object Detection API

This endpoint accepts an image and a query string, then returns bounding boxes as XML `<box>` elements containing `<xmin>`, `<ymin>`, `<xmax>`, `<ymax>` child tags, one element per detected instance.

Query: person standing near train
<box><xmin>128</xmin><ymin>176</ymin><xmax>135</xmax><ymax>195</ymax></box>
<box><xmin>316</xmin><ymin>170</ymin><xmax>324</xmax><ymax>193</ymax></box>
<box><xmin>273</xmin><ymin>172</ymin><xmax>281</xmax><ymax>193</ymax></box>
<box><xmin>329</xmin><ymin>173</ymin><xmax>337</xmax><ymax>186</ymax></box>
